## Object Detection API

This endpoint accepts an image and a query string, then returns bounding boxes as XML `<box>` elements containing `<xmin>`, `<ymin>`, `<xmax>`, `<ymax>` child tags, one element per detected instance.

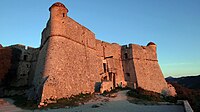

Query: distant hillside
<box><xmin>165</xmin><ymin>75</ymin><xmax>200</xmax><ymax>89</ymax></box>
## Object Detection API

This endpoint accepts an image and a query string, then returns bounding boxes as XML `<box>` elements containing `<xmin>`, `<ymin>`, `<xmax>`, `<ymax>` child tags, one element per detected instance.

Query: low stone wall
<box><xmin>183</xmin><ymin>100</ymin><xmax>194</xmax><ymax>112</ymax></box>
<box><xmin>177</xmin><ymin>100</ymin><xmax>193</xmax><ymax>112</ymax></box>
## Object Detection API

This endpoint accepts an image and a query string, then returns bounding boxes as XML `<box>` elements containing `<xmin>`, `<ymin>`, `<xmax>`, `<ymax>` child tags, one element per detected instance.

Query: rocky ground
<box><xmin>0</xmin><ymin>90</ymin><xmax>185</xmax><ymax>112</ymax></box>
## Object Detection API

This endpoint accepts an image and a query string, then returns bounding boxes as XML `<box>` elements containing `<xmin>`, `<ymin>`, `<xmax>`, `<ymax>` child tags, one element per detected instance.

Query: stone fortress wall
<box><xmin>33</xmin><ymin>3</ymin><xmax>127</xmax><ymax>102</ymax></box>
<box><xmin>0</xmin><ymin>2</ymin><xmax>176</xmax><ymax>103</ymax></box>
<box><xmin>8</xmin><ymin>45</ymin><xmax>39</xmax><ymax>87</ymax></box>
<box><xmin>126</xmin><ymin>43</ymin><xmax>167</xmax><ymax>93</ymax></box>
<box><xmin>31</xmin><ymin>2</ymin><xmax>175</xmax><ymax>103</ymax></box>
<box><xmin>0</xmin><ymin>44</ymin><xmax>39</xmax><ymax>96</ymax></box>
<box><xmin>0</xmin><ymin>46</ymin><xmax>12</xmax><ymax>86</ymax></box>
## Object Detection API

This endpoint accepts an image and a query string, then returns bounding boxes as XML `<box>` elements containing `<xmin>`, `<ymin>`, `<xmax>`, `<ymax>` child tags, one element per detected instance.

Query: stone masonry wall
<box><xmin>0</xmin><ymin>46</ymin><xmax>22</xmax><ymax>87</ymax></box>
<box><xmin>37</xmin><ymin>3</ymin><xmax>127</xmax><ymax>101</ymax></box>
<box><xmin>106</xmin><ymin>43</ymin><xmax>125</xmax><ymax>87</ymax></box>
<box><xmin>32</xmin><ymin>39</ymin><xmax>49</xmax><ymax>100</ymax></box>
<box><xmin>0</xmin><ymin>47</ymin><xmax>12</xmax><ymax>85</ymax></box>
<box><xmin>9</xmin><ymin>45</ymin><xmax>39</xmax><ymax>87</ymax></box>
<box><xmin>121</xmin><ymin>45</ymin><xmax>137</xmax><ymax>88</ymax></box>
<box><xmin>40</xmin><ymin>33</ymin><xmax>100</xmax><ymax>102</ymax></box>
<box><xmin>38</xmin><ymin>4</ymin><xmax>102</xmax><ymax>102</ymax></box>
<box><xmin>0</xmin><ymin>45</ymin><xmax>39</xmax><ymax>97</ymax></box>
<box><xmin>33</xmin><ymin>2</ymin><xmax>174</xmax><ymax>102</ymax></box>
<box><xmin>131</xmin><ymin>44</ymin><xmax>167</xmax><ymax>93</ymax></box>
<box><xmin>97</xmin><ymin>41</ymin><xmax>126</xmax><ymax>86</ymax></box>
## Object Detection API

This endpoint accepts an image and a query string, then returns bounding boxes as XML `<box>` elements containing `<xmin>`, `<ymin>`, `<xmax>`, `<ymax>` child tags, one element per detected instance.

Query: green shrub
<box><xmin>127</xmin><ymin>87</ymin><xmax>176</xmax><ymax>103</ymax></box>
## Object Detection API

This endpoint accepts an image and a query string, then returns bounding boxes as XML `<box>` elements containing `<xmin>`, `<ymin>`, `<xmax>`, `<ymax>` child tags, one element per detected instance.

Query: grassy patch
<box><xmin>101</xmin><ymin>87</ymin><xmax>130</xmax><ymax>97</ymax></box>
<box><xmin>10</xmin><ymin>95</ymin><xmax>38</xmax><ymax>110</ymax></box>
<box><xmin>43</xmin><ymin>93</ymin><xmax>94</xmax><ymax>109</ymax></box>
<box><xmin>10</xmin><ymin>93</ymin><xmax>95</xmax><ymax>110</ymax></box>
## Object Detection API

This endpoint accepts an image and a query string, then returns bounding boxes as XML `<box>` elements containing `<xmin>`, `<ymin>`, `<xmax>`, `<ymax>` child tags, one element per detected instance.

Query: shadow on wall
<box><xmin>0</xmin><ymin>47</ymin><xmax>23</xmax><ymax>97</ymax></box>
<box><xmin>1</xmin><ymin>48</ymin><xmax>22</xmax><ymax>87</ymax></box>
<box><xmin>27</xmin><ymin>42</ymin><xmax>49</xmax><ymax>101</ymax></box>
<box><xmin>28</xmin><ymin>76</ymin><xmax>49</xmax><ymax>102</ymax></box>
<box><xmin>27</xmin><ymin>20</ymin><xmax>52</xmax><ymax>102</ymax></box>
<box><xmin>35</xmin><ymin>76</ymin><xmax>49</xmax><ymax>102</ymax></box>
<box><xmin>121</xmin><ymin>45</ymin><xmax>138</xmax><ymax>89</ymax></box>
<box><xmin>94</xmin><ymin>82</ymin><xmax>102</xmax><ymax>92</ymax></box>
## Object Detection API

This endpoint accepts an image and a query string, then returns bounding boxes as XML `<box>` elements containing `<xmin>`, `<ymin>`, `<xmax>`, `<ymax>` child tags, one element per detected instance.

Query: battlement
<box><xmin>9</xmin><ymin>44</ymin><xmax>38</xmax><ymax>51</ymax></box>
<box><xmin>122</xmin><ymin>44</ymin><xmax>133</xmax><ymax>49</ymax></box>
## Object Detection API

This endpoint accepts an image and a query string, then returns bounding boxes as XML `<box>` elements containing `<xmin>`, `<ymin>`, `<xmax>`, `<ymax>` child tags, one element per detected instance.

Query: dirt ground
<box><xmin>0</xmin><ymin>90</ymin><xmax>185</xmax><ymax>112</ymax></box>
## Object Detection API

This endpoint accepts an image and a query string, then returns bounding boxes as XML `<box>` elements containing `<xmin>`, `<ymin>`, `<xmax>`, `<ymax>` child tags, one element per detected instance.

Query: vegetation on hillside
<box><xmin>170</xmin><ymin>82</ymin><xmax>200</xmax><ymax>112</ymax></box>
<box><xmin>166</xmin><ymin>75</ymin><xmax>200</xmax><ymax>89</ymax></box>
<box><xmin>127</xmin><ymin>83</ymin><xmax>200</xmax><ymax>112</ymax></box>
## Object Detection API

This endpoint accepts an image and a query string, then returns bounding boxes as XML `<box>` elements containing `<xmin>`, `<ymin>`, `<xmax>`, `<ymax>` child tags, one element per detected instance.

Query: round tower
<box><xmin>49</xmin><ymin>2</ymin><xmax>68</xmax><ymax>20</ymax></box>
<box><xmin>147</xmin><ymin>42</ymin><xmax>157</xmax><ymax>52</ymax></box>
<box><xmin>48</xmin><ymin>2</ymin><xmax>69</xmax><ymax>36</ymax></box>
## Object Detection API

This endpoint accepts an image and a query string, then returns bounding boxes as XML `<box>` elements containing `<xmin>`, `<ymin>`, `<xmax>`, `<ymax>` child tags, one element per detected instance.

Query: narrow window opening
<box><xmin>27</xmin><ymin>64</ymin><xmax>30</xmax><ymax>68</ymax></box>
<box><xmin>124</xmin><ymin>53</ymin><xmax>128</xmax><ymax>59</ymax></box>
<box><xmin>103</xmin><ymin>63</ymin><xmax>107</xmax><ymax>73</ymax></box>
<box><xmin>63</xmin><ymin>13</ymin><xmax>65</xmax><ymax>17</ymax></box>
<box><xmin>21</xmin><ymin>74</ymin><xmax>26</xmax><ymax>76</ymax></box>
<box><xmin>125</xmin><ymin>73</ymin><xmax>130</xmax><ymax>81</ymax></box>
<box><xmin>109</xmin><ymin>73</ymin><xmax>112</xmax><ymax>81</ymax></box>
<box><xmin>126</xmin><ymin>73</ymin><xmax>130</xmax><ymax>77</ymax></box>
<box><xmin>103</xmin><ymin>76</ymin><xmax>107</xmax><ymax>81</ymax></box>
<box><xmin>24</xmin><ymin>55</ymin><xmax>28</xmax><ymax>61</ymax></box>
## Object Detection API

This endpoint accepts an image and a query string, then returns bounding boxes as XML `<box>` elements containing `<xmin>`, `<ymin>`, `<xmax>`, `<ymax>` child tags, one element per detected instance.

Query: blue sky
<box><xmin>0</xmin><ymin>0</ymin><xmax>199</xmax><ymax>77</ymax></box>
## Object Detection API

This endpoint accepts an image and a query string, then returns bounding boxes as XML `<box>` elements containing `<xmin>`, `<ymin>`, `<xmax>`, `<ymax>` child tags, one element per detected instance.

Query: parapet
<box><xmin>122</xmin><ymin>44</ymin><xmax>133</xmax><ymax>49</ymax></box>
<box><xmin>128</xmin><ymin>43</ymin><xmax>157</xmax><ymax>61</ymax></box>
<box><xmin>9</xmin><ymin>44</ymin><xmax>34</xmax><ymax>50</ymax></box>
<box><xmin>9</xmin><ymin>44</ymin><xmax>26</xmax><ymax>49</ymax></box>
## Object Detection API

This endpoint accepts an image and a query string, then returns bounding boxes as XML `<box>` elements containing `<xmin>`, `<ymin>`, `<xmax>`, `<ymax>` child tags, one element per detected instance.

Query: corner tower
<box><xmin>147</xmin><ymin>42</ymin><xmax>157</xmax><ymax>53</ymax></box>
<box><xmin>131</xmin><ymin>42</ymin><xmax>168</xmax><ymax>93</ymax></box>
<box><xmin>34</xmin><ymin>2</ymin><xmax>101</xmax><ymax>103</ymax></box>
<box><xmin>49</xmin><ymin>2</ymin><xmax>68</xmax><ymax>20</ymax></box>
<box><xmin>40</xmin><ymin>2</ymin><xmax>69</xmax><ymax>47</ymax></box>
<box><xmin>49</xmin><ymin>2</ymin><xmax>69</xmax><ymax>36</ymax></box>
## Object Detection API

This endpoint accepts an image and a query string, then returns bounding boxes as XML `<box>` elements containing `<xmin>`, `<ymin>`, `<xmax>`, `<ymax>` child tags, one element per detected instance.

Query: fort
<box><xmin>0</xmin><ymin>2</ymin><xmax>176</xmax><ymax>103</ymax></box>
